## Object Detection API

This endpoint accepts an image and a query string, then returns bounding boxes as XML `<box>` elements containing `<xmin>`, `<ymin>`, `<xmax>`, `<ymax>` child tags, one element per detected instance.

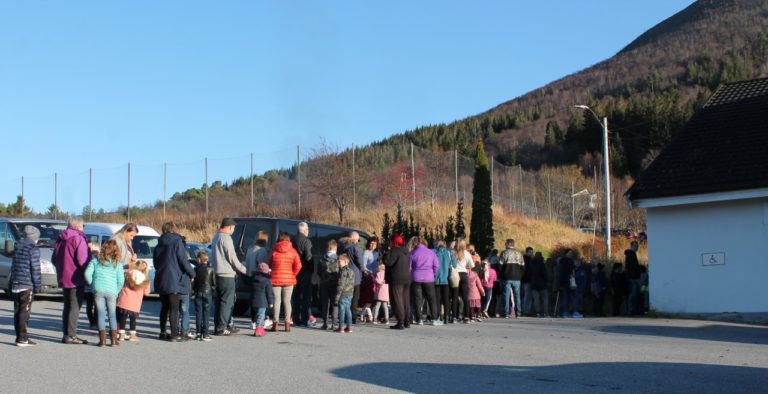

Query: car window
<box><xmin>132</xmin><ymin>236</ymin><xmax>159</xmax><ymax>259</ymax></box>
<box><xmin>237</xmin><ymin>221</ymin><xmax>275</xmax><ymax>260</ymax></box>
<box><xmin>314</xmin><ymin>227</ymin><xmax>346</xmax><ymax>256</ymax></box>
<box><xmin>10</xmin><ymin>222</ymin><xmax>64</xmax><ymax>248</ymax></box>
<box><xmin>0</xmin><ymin>223</ymin><xmax>11</xmax><ymax>253</ymax></box>
<box><xmin>84</xmin><ymin>234</ymin><xmax>100</xmax><ymax>245</ymax></box>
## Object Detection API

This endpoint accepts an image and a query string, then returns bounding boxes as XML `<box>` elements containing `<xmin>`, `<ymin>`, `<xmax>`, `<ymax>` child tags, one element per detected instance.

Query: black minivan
<box><xmin>230</xmin><ymin>217</ymin><xmax>370</xmax><ymax>314</ymax></box>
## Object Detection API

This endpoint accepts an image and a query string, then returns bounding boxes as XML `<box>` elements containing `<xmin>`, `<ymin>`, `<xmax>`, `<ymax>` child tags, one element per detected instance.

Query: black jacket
<box><xmin>624</xmin><ymin>249</ymin><xmax>640</xmax><ymax>280</ymax></box>
<box><xmin>193</xmin><ymin>265</ymin><xmax>216</xmax><ymax>295</ymax></box>
<box><xmin>153</xmin><ymin>232</ymin><xmax>196</xmax><ymax>295</ymax></box>
<box><xmin>528</xmin><ymin>256</ymin><xmax>548</xmax><ymax>291</ymax></box>
<box><xmin>293</xmin><ymin>233</ymin><xmax>314</xmax><ymax>275</ymax></box>
<box><xmin>250</xmin><ymin>272</ymin><xmax>274</xmax><ymax>308</ymax></box>
<box><xmin>318</xmin><ymin>253</ymin><xmax>339</xmax><ymax>284</ymax></box>
<box><xmin>384</xmin><ymin>246</ymin><xmax>411</xmax><ymax>285</ymax></box>
<box><xmin>557</xmin><ymin>257</ymin><xmax>575</xmax><ymax>288</ymax></box>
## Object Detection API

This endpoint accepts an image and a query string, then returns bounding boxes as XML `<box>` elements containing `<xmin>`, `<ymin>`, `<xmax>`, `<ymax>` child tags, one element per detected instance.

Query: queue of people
<box><xmin>9</xmin><ymin>217</ymin><xmax>647</xmax><ymax>347</ymax></box>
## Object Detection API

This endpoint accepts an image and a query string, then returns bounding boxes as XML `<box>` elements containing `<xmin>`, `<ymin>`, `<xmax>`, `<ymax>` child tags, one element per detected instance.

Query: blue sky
<box><xmin>0</xmin><ymin>0</ymin><xmax>694</xmax><ymax>213</ymax></box>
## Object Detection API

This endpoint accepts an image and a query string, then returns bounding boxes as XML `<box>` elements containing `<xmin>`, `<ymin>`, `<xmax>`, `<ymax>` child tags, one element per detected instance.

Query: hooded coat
<box><xmin>53</xmin><ymin>227</ymin><xmax>90</xmax><ymax>288</ymax></box>
<box><xmin>153</xmin><ymin>232</ymin><xmax>195</xmax><ymax>295</ymax></box>
<box><xmin>269</xmin><ymin>240</ymin><xmax>302</xmax><ymax>287</ymax></box>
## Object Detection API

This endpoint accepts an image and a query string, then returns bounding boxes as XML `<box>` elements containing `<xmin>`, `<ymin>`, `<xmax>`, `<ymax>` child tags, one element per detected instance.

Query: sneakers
<box><xmin>432</xmin><ymin>319</ymin><xmax>444</xmax><ymax>326</ymax></box>
<box><xmin>16</xmin><ymin>339</ymin><xmax>37</xmax><ymax>347</ymax></box>
<box><xmin>338</xmin><ymin>327</ymin><xmax>345</xmax><ymax>333</ymax></box>
<box><xmin>345</xmin><ymin>326</ymin><xmax>353</xmax><ymax>333</ymax></box>
<box><xmin>185</xmin><ymin>332</ymin><xmax>195</xmax><ymax>339</ymax></box>
<box><xmin>62</xmin><ymin>336</ymin><xmax>88</xmax><ymax>345</ymax></box>
<box><xmin>215</xmin><ymin>329</ymin><xmax>231</xmax><ymax>336</ymax></box>
<box><xmin>254</xmin><ymin>327</ymin><xmax>266</xmax><ymax>337</ymax></box>
<box><xmin>572</xmin><ymin>312</ymin><xmax>584</xmax><ymax>318</ymax></box>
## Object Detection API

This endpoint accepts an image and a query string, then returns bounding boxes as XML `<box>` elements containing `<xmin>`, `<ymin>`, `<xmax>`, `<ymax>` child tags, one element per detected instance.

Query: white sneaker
<box><xmin>572</xmin><ymin>312</ymin><xmax>583</xmax><ymax>318</ymax></box>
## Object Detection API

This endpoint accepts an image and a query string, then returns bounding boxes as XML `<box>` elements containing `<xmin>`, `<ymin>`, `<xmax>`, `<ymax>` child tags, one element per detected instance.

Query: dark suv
<box><xmin>229</xmin><ymin>217</ymin><xmax>370</xmax><ymax>315</ymax></box>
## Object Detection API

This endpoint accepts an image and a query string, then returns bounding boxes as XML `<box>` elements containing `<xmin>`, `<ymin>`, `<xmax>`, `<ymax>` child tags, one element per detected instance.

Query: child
<box><xmin>116</xmin><ymin>259</ymin><xmax>151</xmax><ymax>342</ymax></box>
<box><xmin>480</xmin><ymin>260</ymin><xmax>496</xmax><ymax>318</ymax></box>
<box><xmin>467</xmin><ymin>269</ymin><xmax>485</xmax><ymax>321</ymax></box>
<box><xmin>10</xmin><ymin>225</ymin><xmax>41</xmax><ymax>347</ymax></box>
<box><xmin>193</xmin><ymin>251</ymin><xmax>215</xmax><ymax>341</ymax></box>
<box><xmin>85</xmin><ymin>240</ymin><xmax>125</xmax><ymax>347</ymax></box>
<box><xmin>250</xmin><ymin>262</ymin><xmax>274</xmax><ymax>337</ymax></box>
<box><xmin>372</xmin><ymin>261</ymin><xmax>389</xmax><ymax>325</ymax></box>
<box><xmin>318</xmin><ymin>240</ymin><xmax>340</xmax><ymax>330</ymax></box>
<box><xmin>335</xmin><ymin>254</ymin><xmax>355</xmax><ymax>333</ymax></box>
<box><xmin>84</xmin><ymin>242</ymin><xmax>100</xmax><ymax>330</ymax></box>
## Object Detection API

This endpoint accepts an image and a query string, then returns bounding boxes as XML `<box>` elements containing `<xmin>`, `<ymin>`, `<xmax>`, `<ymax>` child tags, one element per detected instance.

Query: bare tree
<box><xmin>305</xmin><ymin>139</ymin><xmax>358</xmax><ymax>224</ymax></box>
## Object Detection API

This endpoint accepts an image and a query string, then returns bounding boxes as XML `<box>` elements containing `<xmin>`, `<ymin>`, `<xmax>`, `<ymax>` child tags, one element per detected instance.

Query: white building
<box><xmin>626</xmin><ymin>78</ymin><xmax>768</xmax><ymax>314</ymax></box>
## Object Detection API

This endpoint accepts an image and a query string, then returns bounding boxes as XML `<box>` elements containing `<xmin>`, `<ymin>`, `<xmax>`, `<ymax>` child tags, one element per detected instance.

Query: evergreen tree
<box><xmin>455</xmin><ymin>201</ymin><xmax>466</xmax><ymax>240</ymax></box>
<box><xmin>469</xmin><ymin>140</ymin><xmax>495</xmax><ymax>258</ymax></box>
<box><xmin>10</xmin><ymin>196</ymin><xmax>32</xmax><ymax>217</ymax></box>
<box><xmin>544</xmin><ymin>120</ymin><xmax>562</xmax><ymax>146</ymax></box>
<box><xmin>395</xmin><ymin>203</ymin><xmax>406</xmax><ymax>236</ymax></box>
<box><xmin>445</xmin><ymin>216</ymin><xmax>456</xmax><ymax>244</ymax></box>
<box><xmin>381</xmin><ymin>212</ymin><xmax>393</xmax><ymax>245</ymax></box>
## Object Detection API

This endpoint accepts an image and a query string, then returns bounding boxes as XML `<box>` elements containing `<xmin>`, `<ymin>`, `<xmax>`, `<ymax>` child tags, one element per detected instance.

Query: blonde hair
<box><xmin>455</xmin><ymin>239</ymin><xmax>467</xmax><ymax>256</ymax></box>
<box><xmin>88</xmin><ymin>242</ymin><xmax>101</xmax><ymax>255</ymax></box>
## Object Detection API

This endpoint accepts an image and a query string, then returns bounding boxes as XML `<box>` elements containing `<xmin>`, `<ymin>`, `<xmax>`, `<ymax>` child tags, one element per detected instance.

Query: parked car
<box><xmin>83</xmin><ymin>222</ymin><xmax>161</xmax><ymax>292</ymax></box>
<box><xmin>229</xmin><ymin>217</ymin><xmax>370</xmax><ymax>315</ymax></box>
<box><xmin>186</xmin><ymin>242</ymin><xmax>211</xmax><ymax>261</ymax></box>
<box><xmin>0</xmin><ymin>218</ymin><xmax>67</xmax><ymax>295</ymax></box>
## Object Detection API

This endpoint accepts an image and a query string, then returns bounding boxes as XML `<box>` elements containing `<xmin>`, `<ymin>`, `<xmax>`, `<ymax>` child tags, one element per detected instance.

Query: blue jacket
<box><xmin>342</xmin><ymin>241</ymin><xmax>364</xmax><ymax>286</ymax></box>
<box><xmin>250</xmin><ymin>272</ymin><xmax>274</xmax><ymax>308</ymax></box>
<box><xmin>153</xmin><ymin>232</ymin><xmax>195</xmax><ymax>295</ymax></box>
<box><xmin>10</xmin><ymin>238</ymin><xmax>41</xmax><ymax>293</ymax></box>
<box><xmin>433</xmin><ymin>246</ymin><xmax>454</xmax><ymax>285</ymax></box>
<box><xmin>574</xmin><ymin>265</ymin><xmax>587</xmax><ymax>293</ymax></box>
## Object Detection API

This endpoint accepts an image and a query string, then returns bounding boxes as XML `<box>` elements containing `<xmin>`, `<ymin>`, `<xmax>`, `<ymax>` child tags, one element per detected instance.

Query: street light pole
<box><xmin>575</xmin><ymin>105</ymin><xmax>611</xmax><ymax>261</ymax></box>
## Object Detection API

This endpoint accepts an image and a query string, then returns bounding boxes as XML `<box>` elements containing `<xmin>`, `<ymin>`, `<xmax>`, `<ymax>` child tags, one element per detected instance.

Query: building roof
<box><xmin>626</xmin><ymin>77</ymin><xmax>768</xmax><ymax>202</ymax></box>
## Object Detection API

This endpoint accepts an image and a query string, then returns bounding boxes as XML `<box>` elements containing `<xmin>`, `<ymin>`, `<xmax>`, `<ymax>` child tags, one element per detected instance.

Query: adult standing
<box><xmin>557</xmin><ymin>249</ymin><xmax>576</xmax><ymax>318</ymax></box>
<box><xmin>10</xmin><ymin>226</ymin><xmax>42</xmax><ymax>346</ymax></box>
<box><xmin>409</xmin><ymin>236</ymin><xmax>441</xmax><ymax>325</ymax></box>
<box><xmin>341</xmin><ymin>231</ymin><xmax>365</xmax><ymax>323</ymax></box>
<box><xmin>384</xmin><ymin>234</ymin><xmax>410</xmax><ymax>330</ymax></box>
<box><xmin>53</xmin><ymin>217</ymin><xmax>91</xmax><ymax>345</ymax></box>
<box><xmin>528</xmin><ymin>251</ymin><xmax>549</xmax><ymax>317</ymax></box>
<box><xmin>154</xmin><ymin>222</ymin><xmax>195</xmax><ymax>341</ymax></box>
<box><xmin>245</xmin><ymin>230</ymin><xmax>270</xmax><ymax>277</ymax></box>
<box><xmin>291</xmin><ymin>222</ymin><xmax>313</xmax><ymax>327</ymax></box>
<box><xmin>270</xmin><ymin>232</ymin><xmax>302</xmax><ymax>332</ymax></box>
<box><xmin>111</xmin><ymin>223</ymin><xmax>138</xmax><ymax>267</ymax></box>
<box><xmin>625</xmin><ymin>241</ymin><xmax>641</xmax><ymax>315</ymax></box>
<box><xmin>211</xmin><ymin>218</ymin><xmax>247</xmax><ymax>336</ymax></box>
<box><xmin>360</xmin><ymin>236</ymin><xmax>380</xmax><ymax>321</ymax></box>
<box><xmin>498</xmin><ymin>239</ymin><xmax>524</xmax><ymax>318</ymax></box>
<box><xmin>453</xmin><ymin>240</ymin><xmax>474</xmax><ymax>323</ymax></box>
<box><xmin>433</xmin><ymin>240</ymin><xmax>453</xmax><ymax>324</ymax></box>
<box><xmin>521</xmin><ymin>247</ymin><xmax>533</xmax><ymax>316</ymax></box>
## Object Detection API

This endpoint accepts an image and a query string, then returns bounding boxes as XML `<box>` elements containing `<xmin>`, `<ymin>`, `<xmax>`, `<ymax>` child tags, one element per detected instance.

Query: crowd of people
<box><xmin>8</xmin><ymin>217</ymin><xmax>647</xmax><ymax>347</ymax></box>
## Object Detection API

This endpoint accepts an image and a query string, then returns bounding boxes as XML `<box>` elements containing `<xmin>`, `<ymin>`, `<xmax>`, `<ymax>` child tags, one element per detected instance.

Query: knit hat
<box><xmin>390</xmin><ymin>234</ymin><xmax>405</xmax><ymax>248</ymax></box>
<box><xmin>23</xmin><ymin>225</ymin><xmax>40</xmax><ymax>242</ymax></box>
<box><xmin>220</xmin><ymin>217</ymin><xmax>237</xmax><ymax>228</ymax></box>
<box><xmin>258</xmin><ymin>262</ymin><xmax>270</xmax><ymax>274</ymax></box>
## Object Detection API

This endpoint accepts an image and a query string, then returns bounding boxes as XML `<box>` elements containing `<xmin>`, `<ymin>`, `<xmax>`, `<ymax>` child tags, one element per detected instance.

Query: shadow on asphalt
<box><xmin>593</xmin><ymin>324</ymin><xmax>768</xmax><ymax>345</ymax></box>
<box><xmin>331</xmin><ymin>362</ymin><xmax>768</xmax><ymax>392</ymax></box>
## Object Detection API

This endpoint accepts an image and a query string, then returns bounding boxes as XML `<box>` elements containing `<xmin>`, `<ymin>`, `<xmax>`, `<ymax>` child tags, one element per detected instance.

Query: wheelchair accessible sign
<box><xmin>702</xmin><ymin>252</ymin><xmax>725</xmax><ymax>266</ymax></box>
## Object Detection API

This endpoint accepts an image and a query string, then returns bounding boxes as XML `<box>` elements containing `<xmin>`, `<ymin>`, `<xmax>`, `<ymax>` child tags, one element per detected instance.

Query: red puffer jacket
<box><xmin>269</xmin><ymin>240</ymin><xmax>302</xmax><ymax>287</ymax></box>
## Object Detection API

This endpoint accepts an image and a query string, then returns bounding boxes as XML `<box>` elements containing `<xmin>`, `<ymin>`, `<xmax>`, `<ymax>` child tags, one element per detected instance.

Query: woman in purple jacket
<box><xmin>409</xmin><ymin>236</ymin><xmax>442</xmax><ymax>325</ymax></box>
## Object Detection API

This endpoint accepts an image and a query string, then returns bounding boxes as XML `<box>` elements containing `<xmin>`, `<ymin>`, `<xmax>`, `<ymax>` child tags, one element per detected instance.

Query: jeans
<box><xmin>351</xmin><ymin>285</ymin><xmax>360</xmax><ymax>323</ymax></box>
<box><xmin>62</xmin><ymin>287</ymin><xmax>84</xmax><ymax>338</ymax></box>
<box><xmin>482</xmin><ymin>287</ymin><xmax>493</xmax><ymax>312</ymax></box>
<box><xmin>273</xmin><ymin>286</ymin><xmax>294</xmax><ymax>324</ymax></box>
<box><xmin>179</xmin><ymin>293</ymin><xmax>190</xmax><ymax>335</ymax></box>
<box><xmin>13</xmin><ymin>290</ymin><xmax>33</xmax><ymax>342</ymax></box>
<box><xmin>254</xmin><ymin>307</ymin><xmax>266</xmax><ymax>328</ymax></box>
<box><xmin>373</xmin><ymin>301</ymin><xmax>389</xmax><ymax>322</ymax></box>
<box><xmin>522</xmin><ymin>283</ymin><xmax>532</xmax><ymax>316</ymax></box>
<box><xmin>628</xmin><ymin>279</ymin><xmax>642</xmax><ymax>315</ymax></box>
<box><xmin>195</xmin><ymin>293</ymin><xmax>211</xmax><ymax>336</ymax></box>
<box><xmin>338</xmin><ymin>295</ymin><xmax>353</xmax><ymax>328</ymax></box>
<box><xmin>160</xmin><ymin>293</ymin><xmax>181</xmax><ymax>335</ymax></box>
<box><xmin>94</xmin><ymin>292</ymin><xmax>117</xmax><ymax>331</ymax></box>
<box><xmin>292</xmin><ymin>271</ymin><xmax>313</xmax><ymax>325</ymax></box>
<box><xmin>573</xmin><ymin>290</ymin><xmax>583</xmax><ymax>314</ymax></box>
<box><xmin>215</xmin><ymin>277</ymin><xmax>236</xmax><ymax>332</ymax></box>
<box><xmin>412</xmin><ymin>282</ymin><xmax>438</xmax><ymax>322</ymax></box>
<box><xmin>502</xmin><ymin>280</ymin><xmax>521</xmax><ymax>317</ymax></box>
<box><xmin>319</xmin><ymin>281</ymin><xmax>338</xmax><ymax>327</ymax></box>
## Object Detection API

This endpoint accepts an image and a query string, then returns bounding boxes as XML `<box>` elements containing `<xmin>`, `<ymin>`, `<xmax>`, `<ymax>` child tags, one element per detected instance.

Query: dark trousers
<box><xmin>215</xmin><ymin>276</ymin><xmax>236</xmax><ymax>332</ymax></box>
<box><xmin>292</xmin><ymin>272</ymin><xmax>313</xmax><ymax>325</ymax></box>
<box><xmin>14</xmin><ymin>290</ymin><xmax>33</xmax><ymax>342</ymax></box>
<box><xmin>435</xmin><ymin>284</ymin><xmax>450</xmax><ymax>320</ymax></box>
<box><xmin>319</xmin><ymin>281</ymin><xmax>338</xmax><ymax>327</ymax></box>
<box><xmin>117</xmin><ymin>307</ymin><xmax>139</xmax><ymax>331</ymax></box>
<box><xmin>593</xmin><ymin>293</ymin><xmax>605</xmax><ymax>316</ymax></box>
<box><xmin>195</xmin><ymin>294</ymin><xmax>211</xmax><ymax>337</ymax></box>
<box><xmin>351</xmin><ymin>285</ymin><xmax>360</xmax><ymax>323</ymax></box>
<box><xmin>412</xmin><ymin>282</ymin><xmax>438</xmax><ymax>322</ymax></box>
<box><xmin>449</xmin><ymin>286</ymin><xmax>460</xmax><ymax>321</ymax></box>
<box><xmin>456</xmin><ymin>273</ymin><xmax>470</xmax><ymax>320</ymax></box>
<box><xmin>62</xmin><ymin>287</ymin><xmax>84</xmax><ymax>338</ymax></box>
<box><xmin>159</xmin><ymin>293</ymin><xmax>181</xmax><ymax>335</ymax></box>
<box><xmin>85</xmin><ymin>292</ymin><xmax>96</xmax><ymax>327</ymax></box>
<box><xmin>390</xmin><ymin>283</ymin><xmax>411</xmax><ymax>326</ymax></box>
<box><xmin>612</xmin><ymin>292</ymin><xmax>625</xmax><ymax>316</ymax></box>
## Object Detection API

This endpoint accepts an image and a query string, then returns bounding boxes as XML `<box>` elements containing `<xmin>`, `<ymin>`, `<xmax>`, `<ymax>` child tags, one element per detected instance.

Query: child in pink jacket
<box><xmin>467</xmin><ymin>270</ymin><xmax>486</xmax><ymax>322</ymax></box>
<box><xmin>372</xmin><ymin>262</ymin><xmax>389</xmax><ymax>324</ymax></box>
<box><xmin>480</xmin><ymin>260</ymin><xmax>497</xmax><ymax>318</ymax></box>
<box><xmin>116</xmin><ymin>260</ymin><xmax>151</xmax><ymax>341</ymax></box>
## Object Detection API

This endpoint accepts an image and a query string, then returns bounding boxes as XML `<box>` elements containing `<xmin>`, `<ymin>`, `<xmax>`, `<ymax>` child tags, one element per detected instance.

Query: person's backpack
<box><xmin>319</xmin><ymin>254</ymin><xmax>339</xmax><ymax>283</ymax></box>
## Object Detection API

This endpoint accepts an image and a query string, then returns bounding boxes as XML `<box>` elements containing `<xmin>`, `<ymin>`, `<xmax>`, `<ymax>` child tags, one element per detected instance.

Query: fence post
<box><xmin>89</xmin><ymin>168</ymin><xmax>93</xmax><ymax>221</ymax></box>
<box><xmin>352</xmin><ymin>144</ymin><xmax>356</xmax><ymax>212</ymax></box>
<box><xmin>127</xmin><ymin>162</ymin><xmax>131</xmax><ymax>222</ymax></box>
<box><xmin>548</xmin><ymin>173</ymin><xmax>552</xmax><ymax>221</ymax></box>
<box><xmin>163</xmin><ymin>162</ymin><xmax>167</xmax><ymax>220</ymax></box>
<box><xmin>21</xmin><ymin>176</ymin><xmax>24</xmax><ymax>218</ymax></box>
<box><xmin>410</xmin><ymin>142</ymin><xmax>416</xmax><ymax>209</ymax></box>
<box><xmin>250</xmin><ymin>153</ymin><xmax>254</xmax><ymax>212</ymax></box>
<box><xmin>571</xmin><ymin>181</ymin><xmax>575</xmax><ymax>227</ymax></box>
<box><xmin>54</xmin><ymin>172</ymin><xmax>58</xmax><ymax>220</ymax></box>
<box><xmin>490</xmin><ymin>156</ymin><xmax>494</xmax><ymax>204</ymax></box>
<box><xmin>454</xmin><ymin>150</ymin><xmax>459</xmax><ymax>204</ymax></box>
<box><xmin>204</xmin><ymin>158</ymin><xmax>209</xmax><ymax>218</ymax></box>
<box><xmin>297</xmin><ymin>146</ymin><xmax>301</xmax><ymax>217</ymax></box>
<box><xmin>518</xmin><ymin>165</ymin><xmax>523</xmax><ymax>215</ymax></box>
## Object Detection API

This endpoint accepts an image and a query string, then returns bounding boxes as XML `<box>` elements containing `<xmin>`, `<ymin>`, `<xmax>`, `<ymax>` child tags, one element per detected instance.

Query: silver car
<box><xmin>0</xmin><ymin>218</ymin><xmax>67</xmax><ymax>295</ymax></box>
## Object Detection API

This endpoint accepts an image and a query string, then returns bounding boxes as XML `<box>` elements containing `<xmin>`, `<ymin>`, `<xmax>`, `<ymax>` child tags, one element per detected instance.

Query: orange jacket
<box><xmin>269</xmin><ymin>240</ymin><xmax>302</xmax><ymax>287</ymax></box>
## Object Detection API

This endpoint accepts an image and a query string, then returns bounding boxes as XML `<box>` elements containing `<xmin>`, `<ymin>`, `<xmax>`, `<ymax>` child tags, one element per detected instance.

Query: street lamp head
<box><xmin>574</xmin><ymin>105</ymin><xmax>589</xmax><ymax>110</ymax></box>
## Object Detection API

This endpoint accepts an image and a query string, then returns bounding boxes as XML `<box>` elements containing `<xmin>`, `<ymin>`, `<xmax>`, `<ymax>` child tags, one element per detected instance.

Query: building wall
<box><xmin>647</xmin><ymin>198</ymin><xmax>768</xmax><ymax>313</ymax></box>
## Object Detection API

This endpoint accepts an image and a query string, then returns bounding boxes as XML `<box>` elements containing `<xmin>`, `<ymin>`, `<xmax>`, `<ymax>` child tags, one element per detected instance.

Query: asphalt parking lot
<box><xmin>1</xmin><ymin>295</ymin><xmax>767</xmax><ymax>393</ymax></box>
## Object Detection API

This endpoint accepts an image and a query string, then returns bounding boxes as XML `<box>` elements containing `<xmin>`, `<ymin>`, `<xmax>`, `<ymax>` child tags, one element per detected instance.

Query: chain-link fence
<box><xmin>0</xmin><ymin>142</ymin><xmax>644</xmax><ymax>232</ymax></box>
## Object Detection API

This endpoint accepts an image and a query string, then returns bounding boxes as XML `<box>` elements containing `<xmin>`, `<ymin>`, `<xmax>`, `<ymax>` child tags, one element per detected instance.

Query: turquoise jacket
<box><xmin>85</xmin><ymin>258</ymin><xmax>125</xmax><ymax>297</ymax></box>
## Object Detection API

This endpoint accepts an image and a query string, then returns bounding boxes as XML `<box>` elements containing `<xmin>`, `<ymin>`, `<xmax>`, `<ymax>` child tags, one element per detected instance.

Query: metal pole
<box><xmin>454</xmin><ymin>150</ymin><xmax>459</xmax><ymax>204</ymax></box>
<box><xmin>571</xmin><ymin>181</ymin><xmax>575</xmax><ymax>227</ymax></box>
<box><xmin>297</xmin><ymin>146</ymin><xmax>301</xmax><ymax>216</ymax></box>
<box><xmin>89</xmin><ymin>168</ymin><xmax>93</xmax><ymax>221</ymax></box>
<box><xmin>21</xmin><ymin>176</ymin><xmax>24</xmax><ymax>218</ymax></box>
<box><xmin>352</xmin><ymin>144</ymin><xmax>356</xmax><ymax>212</ymax></box>
<box><xmin>163</xmin><ymin>162</ymin><xmax>167</xmax><ymax>220</ymax></box>
<box><xmin>519</xmin><ymin>165</ymin><xmax>523</xmax><ymax>215</ymax></box>
<box><xmin>548</xmin><ymin>173</ymin><xmax>552</xmax><ymax>221</ymax></box>
<box><xmin>410</xmin><ymin>142</ymin><xmax>416</xmax><ymax>209</ymax></box>
<box><xmin>490</xmin><ymin>156</ymin><xmax>494</xmax><ymax>204</ymax></box>
<box><xmin>54</xmin><ymin>172</ymin><xmax>58</xmax><ymax>220</ymax></box>
<box><xmin>205</xmin><ymin>158</ymin><xmax>209</xmax><ymax>218</ymax></box>
<box><xmin>603</xmin><ymin>117</ymin><xmax>612</xmax><ymax>260</ymax></box>
<box><xmin>250</xmin><ymin>153</ymin><xmax>254</xmax><ymax>212</ymax></box>
<box><xmin>127</xmin><ymin>162</ymin><xmax>131</xmax><ymax>222</ymax></box>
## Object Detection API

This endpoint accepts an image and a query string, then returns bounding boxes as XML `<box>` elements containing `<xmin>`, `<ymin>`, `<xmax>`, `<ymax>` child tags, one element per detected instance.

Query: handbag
<box><xmin>569</xmin><ymin>275</ymin><xmax>577</xmax><ymax>290</ymax></box>
<box><xmin>449</xmin><ymin>267</ymin><xmax>460</xmax><ymax>288</ymax></box>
